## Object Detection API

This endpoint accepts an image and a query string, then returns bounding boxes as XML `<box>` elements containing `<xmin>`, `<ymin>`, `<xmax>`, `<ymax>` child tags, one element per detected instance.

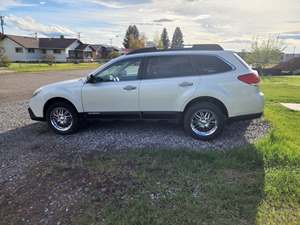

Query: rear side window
<box><xmin>191</xmin><ymin>55</ymin><xmax>232</xmax><ymax>75</ymax></box>
<box><xmin>145</xmin><ymin>55</ymin><xmax>194</xmax><ymax>79</ymax></box>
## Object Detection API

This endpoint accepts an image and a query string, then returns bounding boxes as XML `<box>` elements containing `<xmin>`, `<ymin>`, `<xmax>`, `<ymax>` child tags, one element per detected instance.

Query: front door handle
<box><xmin>179</xmin><ymin>82</ymin><xmax>193</xmax><ymax>87</ymax></box>
<box><xmin>123</xmin><ymin>85</ymin><xmax>137</xmax><ymax>91</ymax></box>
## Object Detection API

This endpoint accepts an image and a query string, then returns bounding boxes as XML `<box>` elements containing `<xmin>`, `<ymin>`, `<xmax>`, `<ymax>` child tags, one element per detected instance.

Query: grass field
<box><xmin>8</xmin><ymin>62</ymin><xmax>100</xmax><ymax>72</ymax></box>
<box><xmin>59</xmin><ymin>76</ymin><xmax>297</xmax><ymax>224</ymax></box>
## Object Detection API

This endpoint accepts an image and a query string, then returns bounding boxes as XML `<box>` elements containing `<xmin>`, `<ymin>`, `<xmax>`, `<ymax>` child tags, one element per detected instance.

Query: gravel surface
<box><xmin>0</xmin><ymin>100</ymin><xmax>270</xmax><ymax>183</ymax></box>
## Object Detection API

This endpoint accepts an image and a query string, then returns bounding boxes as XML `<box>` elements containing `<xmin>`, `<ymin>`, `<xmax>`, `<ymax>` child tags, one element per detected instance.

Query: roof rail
<box><xmin>127</xmin><ymin>47</ymin><xmax>157</xmax><ymax>55</ymax></box>
<box><xmin>126</xmin><ymin>44</ymin><xmax>224</xmax><ymax>55</ymax></box>
<box><xmin>192</xmin><ymin>44</ymin><xmax>223</xmax><ymax>50</ymax></box>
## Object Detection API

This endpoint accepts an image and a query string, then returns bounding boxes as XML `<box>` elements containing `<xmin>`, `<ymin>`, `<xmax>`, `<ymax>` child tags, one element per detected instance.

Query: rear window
<box><xmin>145</xmin><ymin>55</ymin><xmax>194</xmax><ymax>79</ymax></box>
<box><xmin>191</xmin><ymin>55</ymin><xmax>233</xmax><ymax>75</ymax></box>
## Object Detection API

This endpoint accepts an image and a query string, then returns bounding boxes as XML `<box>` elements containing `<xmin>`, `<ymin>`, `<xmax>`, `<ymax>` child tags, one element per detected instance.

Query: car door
<box><xmin>139</xmin><ymin>55</ymin><xmax>199</xmax><ymax>112</ymax></box>
<box><xmin>82</xmin><ymin>57</ymin><xmax>142</xmax><ymax>113</ymax></box>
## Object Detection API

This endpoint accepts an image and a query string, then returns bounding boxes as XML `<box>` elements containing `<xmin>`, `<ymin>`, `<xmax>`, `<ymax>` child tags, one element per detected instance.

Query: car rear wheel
<box><xmin>184</xmin><ymin>102</ymin><xmax>226</xmax><ymax>141</ymax></box>
<box><xmin>46</xmin><ymin>102</ymin><xmax>79</xmax><ymax>134</ymax></box>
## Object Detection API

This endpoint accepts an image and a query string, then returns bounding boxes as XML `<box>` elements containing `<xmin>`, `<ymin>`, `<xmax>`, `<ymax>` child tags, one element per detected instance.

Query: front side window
<box><xmin>145</xmin><ymin>55</ymin><xmax>194</xmax><ymax>79</ymax></box>
<box><xmin>95</xmin><ymin>58</ymin><xmax>141</xmax><ymax>82</ymax></box>
<box><xmin>191</xmin><ymin>55</ymin><xmax>232</xmax><ymax>75</ymax></box>
<box><xmin>15</xmin><ymin>47</ymin><xmax>23</xmax><ymax>53</ymax></box>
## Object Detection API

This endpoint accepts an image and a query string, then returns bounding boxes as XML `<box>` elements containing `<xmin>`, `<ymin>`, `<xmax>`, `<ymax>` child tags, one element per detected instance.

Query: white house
<box><xmin>0</xmin><ymin>34</ymin><xmax>95</xmax><ymax>62</ymax></box>
<box><xmin>281</xmin><ymin>53</ymin><xmax>300</xmax><ymax>63</ymax></box>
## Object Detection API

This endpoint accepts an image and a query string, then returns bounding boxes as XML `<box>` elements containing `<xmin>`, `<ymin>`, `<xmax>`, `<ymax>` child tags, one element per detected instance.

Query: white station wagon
<box><xmin>29</xmin><ymin>45</ymin><xmax>264</xmax><ymax>140</ymax></box>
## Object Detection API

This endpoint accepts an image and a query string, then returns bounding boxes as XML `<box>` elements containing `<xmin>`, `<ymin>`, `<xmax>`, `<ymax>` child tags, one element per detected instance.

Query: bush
<box><xmin>108</xmin><ymin>51</ymin><xmax>120</xmax><ymax>59</ymax></box>
<box><xmin>0</xmin><ymin>56</ymin><xmax>11</xmax><ymax>67</ymax></box>
<box><xmin>43</xmin><ymin>54</ymin><xmax>55</xmax><ymax>66</ymax></box>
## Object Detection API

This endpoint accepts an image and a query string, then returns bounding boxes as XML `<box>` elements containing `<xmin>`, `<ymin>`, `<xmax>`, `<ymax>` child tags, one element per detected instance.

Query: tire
<box><xmin>46</xmin><ymin>101</ymin><xmax>79</xmax><ymax>135</ymax></box>
<box><xmin>183</xmin><ymin>102</ymin><xmax>226</xmax><ymax>141</ymax></box>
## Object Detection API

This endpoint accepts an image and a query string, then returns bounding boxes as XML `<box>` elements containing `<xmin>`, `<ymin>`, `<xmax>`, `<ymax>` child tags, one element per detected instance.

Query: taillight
<box><xmin>238</xmin><ymin>72</ymin><xmax>260</xmax><ymax>85</ymax></box>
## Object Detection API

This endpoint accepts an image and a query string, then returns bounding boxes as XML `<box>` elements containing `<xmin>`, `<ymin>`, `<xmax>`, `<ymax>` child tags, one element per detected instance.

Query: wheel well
<box><xmin>43</xmin><ymin>97</ymin><xmax>77</xmax><ymax>117</ymax></box>
<box><xmin>184</xmin><ymin>97</ymin><xmax>229</xmax><ymax>118</ymax></box>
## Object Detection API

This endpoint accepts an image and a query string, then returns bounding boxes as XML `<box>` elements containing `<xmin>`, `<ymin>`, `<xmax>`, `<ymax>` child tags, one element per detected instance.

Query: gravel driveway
<box><xmin>0</xmin><ymin>70</ymin><xmax>270</xmax><ymax>183</ymax></box>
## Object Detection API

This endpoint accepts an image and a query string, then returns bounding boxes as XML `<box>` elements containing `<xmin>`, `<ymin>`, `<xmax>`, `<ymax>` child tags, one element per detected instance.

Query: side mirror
<box><xmin>87</xmin><ymin>74</ymin><xmax>97</xmax><ymax>83</ymax></box>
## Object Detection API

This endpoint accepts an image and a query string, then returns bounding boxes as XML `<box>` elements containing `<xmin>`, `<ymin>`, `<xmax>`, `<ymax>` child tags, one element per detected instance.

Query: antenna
<box><xmin>77</xmin><ymin>32</ymin><xmax>81</xmax><ymax>40</ymax></box>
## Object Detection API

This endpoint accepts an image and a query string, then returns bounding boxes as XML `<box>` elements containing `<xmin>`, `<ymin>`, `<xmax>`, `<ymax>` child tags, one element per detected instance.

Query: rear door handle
<box><xmin>123</xmin><ymin>85</ymin><xmax>137</xmax><ymax>91</ymax></box>
<box><xmin>179</xmin><ymin>82</ymin><xmax>193</xmax><ymax>87</ymax></box>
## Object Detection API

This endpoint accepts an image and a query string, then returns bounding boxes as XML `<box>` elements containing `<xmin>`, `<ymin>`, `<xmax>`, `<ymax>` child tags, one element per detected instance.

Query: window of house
<box><xmin>41</xmin><ymin>49</ymin><xmax>47</xmax><ymax>54</ymax></box>
<box><xmin>191</xmin><ymin>55</ymin><xmax>233</xmax><ymax>75</ymax></box>
<box><xmin>84</xmin><ymin>52</ymin><xmax>92</xmax><ymax>58</ymax></box>
<box><xmin>53</xmin><ymin>49</ymin><xmax>61</xmax><ymax>54</ymax></box>
<box><xmin>145</xmin><ymin>55</ymin><xmax>194</xmax><ymax>79</ymax></box>
<box><xmin>28</xmin><ymin>48</ymin><xmax>35</xmax><ymax>53</ymax></box>
<box><xmin>15</xmin><ymin>47</ymin><xmax>23</xmax><ymax>53</ymax></box>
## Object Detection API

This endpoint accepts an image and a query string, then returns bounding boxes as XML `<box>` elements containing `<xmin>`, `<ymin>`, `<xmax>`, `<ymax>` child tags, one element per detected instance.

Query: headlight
<box><xmin>32</xmin><ymin>88</ymin><xmax>42</xmax><ymax>98</ymax></box>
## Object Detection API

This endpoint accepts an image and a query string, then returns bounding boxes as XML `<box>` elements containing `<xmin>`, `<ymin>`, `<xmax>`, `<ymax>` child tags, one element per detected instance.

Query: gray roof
<box><xmin>39</xmin><ymin>38</ymin><xmax>78</xmax><ymax>49</ymax></box>
<box><xmin>2</xmin><ymin>34</ymin><xmax>79</xmax><ymax>49</ymax></box>
<box><xmin>5</xmin><ymin>34</ymin><xmax>39</xmax><ymax>49</ymax></box>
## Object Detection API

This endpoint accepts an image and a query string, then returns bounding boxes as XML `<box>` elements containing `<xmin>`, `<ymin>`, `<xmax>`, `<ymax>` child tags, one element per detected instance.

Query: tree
<box><xmin>171</xmin><ymin>27</ymin><xmax>184</xmax><ymax>49</ymax></box>
<box><xmin>245</xmin><ymin>36</ymin><xmax>285</xmax><ymax>71</ymax></box>
<box><xmin>123</xmin><ymin>25</ymin><xmax>140</xmax><ymax>49</ymax></box>
<box><xmin>128</xmin><ymin>34</ymin><xmax>146</xmax><ymax>49</ymax></box>
<box><xmin>43</xmin><ymin>54</ymin><xmax>55</xmax><ymax>65</ymax></box>
<box><xmin>160</xmin><ymin>28</ymin><xmax>170</xmax><ymax>49</ymax></box>
<box><xmin>153</xmin><ymin>32</ymin><xmax>163</xmax><ymax>48</ymax></box>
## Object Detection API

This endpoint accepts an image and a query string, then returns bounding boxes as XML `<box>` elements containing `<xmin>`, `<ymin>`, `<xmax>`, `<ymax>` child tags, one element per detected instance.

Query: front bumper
<box><xmin>28</xmin><ymin>108</ymin><xmax>45</xmax><ymax>121</ymax></box>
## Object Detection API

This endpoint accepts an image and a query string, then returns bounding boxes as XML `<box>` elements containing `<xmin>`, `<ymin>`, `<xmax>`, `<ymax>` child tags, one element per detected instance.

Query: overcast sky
<box><xmin>1</xmin><ymin>0</ymin><xmax>300</xmax><ymax>52</ymax></box>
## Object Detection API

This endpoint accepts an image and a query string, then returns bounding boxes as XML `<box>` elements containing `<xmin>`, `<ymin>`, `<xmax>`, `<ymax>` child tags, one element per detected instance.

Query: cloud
<box><xmin>153</xmin><ymin>18</ymin><xmax>175</xmax><ymax>23</ymax></box>
<box><xmin>3</xmin><ymin>0</ymin><xmax>300</xmax><ymax>52</ymax></box>
<box><xmin>221</xmin><ymin>38</ymin><xmax>252</xmax><ymax>44</ymax></box>
<box><xmin>0</xmin><ymin>0</ymin><xmax>35</xmax><ymax>10</ymax></box>
<box><xmin>279</xmin><ymin>32</ymin><xmax>300</xmax><ymax>40</ymax></box>
<box><xmin>193</xmin><ymin>15</ymin><xmax>211</xmax><ymax>21</ymax></box>
<box><xmin>6</xmin><ymin>15</ymin><xmax>76</xmax><ymax>37</ymax></box>
<box><xmin>90</xmin><ymin>0</ymin><xmax>148</xmax><ymax>8</ymax></box>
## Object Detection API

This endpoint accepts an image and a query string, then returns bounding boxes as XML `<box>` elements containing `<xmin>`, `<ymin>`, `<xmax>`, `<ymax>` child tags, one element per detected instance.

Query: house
<box><xmin>281</xmin><ymin>53</ymin><xmax>300</xmax><ymax>63</ymax></box>
<box><xmin>273</xmin><ymin>57</ymin><xmax>300</xmax><ymax>74</ymax></box>
<box><xmin>0</xmin><ymin>33</ymin><xmax>95</xmax><ymax>62</ymax></box>
<box><xmin>90</xmin><ymin>44</ymin><xmax>120</xmax><ymax>60</ymax></box>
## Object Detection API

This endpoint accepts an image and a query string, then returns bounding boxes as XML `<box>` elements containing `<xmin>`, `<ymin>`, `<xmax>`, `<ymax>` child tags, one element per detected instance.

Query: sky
<box><xmin>1</xmin><ymin>0</ymin><xmax>300</xmax><ymax>52</ymax></box>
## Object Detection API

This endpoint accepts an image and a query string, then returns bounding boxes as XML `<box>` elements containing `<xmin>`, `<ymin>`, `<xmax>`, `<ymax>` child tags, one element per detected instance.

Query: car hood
<box><xmin>41</xmin><ymin>77</ymin><xmax>86</xmax><ymax>90</ymax></box>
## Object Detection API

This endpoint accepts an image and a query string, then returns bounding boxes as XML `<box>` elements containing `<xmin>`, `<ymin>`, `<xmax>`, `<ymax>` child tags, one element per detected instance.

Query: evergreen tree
<box><xmin>171</xmin><ymin>27</ymin><xmax>184</xmax><ymax>49</ymax></box>
<box><xmin>123</xmin><ymin>25</ymin><xmax>140</xmax><ymax>49</ymax></box>
<box><xmin>160</xmin><ymin>28</ymin><xmax>170</xmax><ymax>49</ymax></box>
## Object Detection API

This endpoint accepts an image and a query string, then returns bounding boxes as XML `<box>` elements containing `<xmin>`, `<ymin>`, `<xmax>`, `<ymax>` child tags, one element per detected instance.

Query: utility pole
<box><xmin>0</xmin><ymin>16</ymin><xmax>4</xmax><ymax>34</ymax></box>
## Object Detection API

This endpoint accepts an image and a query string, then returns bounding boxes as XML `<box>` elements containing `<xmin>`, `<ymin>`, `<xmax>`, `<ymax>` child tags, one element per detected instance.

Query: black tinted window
<box><xmin>146</xmin><ymin>55</ymin><xmax>194</xmax><ymax>79</ymax></box>
<box><xmin>191</xmin><ymin>55</ymin><xmax>232</xmax><ymax>75</ymax></box>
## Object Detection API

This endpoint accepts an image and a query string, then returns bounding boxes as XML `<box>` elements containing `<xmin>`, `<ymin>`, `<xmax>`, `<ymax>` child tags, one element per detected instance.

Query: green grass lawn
<box><xmin>8</xmin><ymin>62</ymin><xmax>100</xmax><ymax>73</ymax></box>
<box><xmin>19</xmin><ymin>76</ymin><xmax>299</xmax><ymax>224</ymax></box>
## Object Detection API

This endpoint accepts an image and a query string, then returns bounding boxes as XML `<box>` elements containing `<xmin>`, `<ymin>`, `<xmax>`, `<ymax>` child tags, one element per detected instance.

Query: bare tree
<box><xmin>246</xmin><ymin>35</ymin><xmax>285</xmax><ymax>70</ymax></box>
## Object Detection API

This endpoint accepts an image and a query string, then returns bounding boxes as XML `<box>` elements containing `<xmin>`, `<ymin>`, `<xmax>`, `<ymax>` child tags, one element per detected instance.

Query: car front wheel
<box><xmin>46</xmin><ymin>102</ymin><xmax>79</xmax><ymax>134</ymax></box>
<box><xmin>184</xmin><ymin>102</ymin><xmax>226</xmax><ymax>141</ymax></box>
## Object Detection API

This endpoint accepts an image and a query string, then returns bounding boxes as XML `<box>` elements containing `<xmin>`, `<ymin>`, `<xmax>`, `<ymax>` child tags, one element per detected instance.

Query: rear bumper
<box><xmin>28</xmin><ymin>108</ymin><xmax>45</xmax><ymax>121</ymax></box>
<box><xmin>228</xmin><ymin>112</ymin><xmax>263</xmax><ymax>122</ymax></box>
